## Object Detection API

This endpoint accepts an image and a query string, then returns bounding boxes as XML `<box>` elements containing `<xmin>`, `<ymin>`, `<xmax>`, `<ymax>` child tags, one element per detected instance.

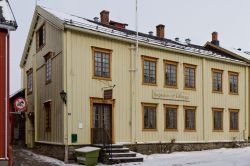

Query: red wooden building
<box><xmin>0</xmin><ymin>1</ymin><xmax>17</xmax><ymax>166</ymax></box>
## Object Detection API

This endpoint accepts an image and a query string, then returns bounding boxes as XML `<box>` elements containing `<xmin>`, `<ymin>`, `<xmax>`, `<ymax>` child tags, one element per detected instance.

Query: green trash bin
<box><xmin>75</xmin><ymin>147</ymin><xmax>101</xmax><ymax>166</ymax></box>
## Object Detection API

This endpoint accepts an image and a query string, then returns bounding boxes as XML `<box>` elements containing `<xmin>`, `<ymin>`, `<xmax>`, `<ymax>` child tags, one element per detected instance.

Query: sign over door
<box><xmin>104</xmin><ymin>89</ymin><xmax>113</xmax><ymax>100</ymax></box>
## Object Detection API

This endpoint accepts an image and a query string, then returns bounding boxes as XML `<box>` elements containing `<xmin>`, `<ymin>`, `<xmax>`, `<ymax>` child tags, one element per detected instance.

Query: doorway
<box><xmin>90</xmin><ymin>98</ymin><xmax>114</xmax><ymax>144</ymax></box>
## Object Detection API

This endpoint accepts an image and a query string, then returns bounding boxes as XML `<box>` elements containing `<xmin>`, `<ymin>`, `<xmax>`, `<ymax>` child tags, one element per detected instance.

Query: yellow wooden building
<box><xmin>20</xmin><ymin>6</ymin><xmax>250</xmax><ymax>161</ymax></box>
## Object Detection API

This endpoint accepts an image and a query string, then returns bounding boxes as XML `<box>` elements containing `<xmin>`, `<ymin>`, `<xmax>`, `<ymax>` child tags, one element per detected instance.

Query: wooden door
<box><xmin>91</xmin><ymin>104</ymin><xmax>112</xmax><ymax>144</ymax></box>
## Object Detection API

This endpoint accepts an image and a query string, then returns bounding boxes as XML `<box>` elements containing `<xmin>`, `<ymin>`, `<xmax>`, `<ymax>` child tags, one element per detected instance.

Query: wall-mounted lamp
<box><xmin>60</xmin><ymin>90</ymin><xmax>67</xmax><ymax>104</ymax></box>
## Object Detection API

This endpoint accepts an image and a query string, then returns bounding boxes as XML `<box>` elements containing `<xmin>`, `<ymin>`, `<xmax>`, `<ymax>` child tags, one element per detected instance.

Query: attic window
<box><xmin>36</xmin><ymin>23</ymin><xmax>46</xmax><ymax>51</ymax></box>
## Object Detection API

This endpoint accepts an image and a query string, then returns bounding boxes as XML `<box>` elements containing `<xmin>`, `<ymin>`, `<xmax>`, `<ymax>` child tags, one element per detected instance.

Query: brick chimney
<box><xmin>211</xmin><ymin>31</ymin><xmax>219</xmax><ymax>46</ymax></box>
<box><xmin>100</xmin><ymin>10</ymin><xmax>110</xmax><ymax>25</ymax></box>
<box><xmin>156</xmin><ymin>24</ymin><xmax>165</xmax><ymax>38</ymax></box>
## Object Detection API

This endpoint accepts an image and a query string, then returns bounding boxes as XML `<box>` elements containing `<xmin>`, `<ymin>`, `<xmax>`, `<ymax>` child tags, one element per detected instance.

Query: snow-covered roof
<box><xmin>20</xmin><ymin>6</ymin><xmax>248</xmax><ymax>67</ymax></box>
<box><xmin>40</xmin><ymin>6</ymin><xmax>247</xmax><ymax>65</ymax></box>
<box><xmin>0</xmin><ymin>0</ymin><xmax>17</xmax><ymax>30</ymax></box>
<box><xmin>224</xmin><ymin>47</ymin><xmax>250</xmax><ymax>61</ymax></box>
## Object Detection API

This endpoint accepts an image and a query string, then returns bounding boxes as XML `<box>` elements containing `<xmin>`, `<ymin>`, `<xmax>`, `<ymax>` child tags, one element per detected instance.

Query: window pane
<box><xmin>94</xmin><ymin>51</ymin><xmax>110</xmax><ymax>78</ymax></box>
<box><xmin>229</xmin><ymin>74</ymin><xmax>238</xmax><ymax>93</ymax></box>
<box><xmin>230</xmin><ymin>111</ymin><xmax>238</xmax><ymax>130</ymax></box>
<box><xmin>213</xmin><ymin>111</ymin><xmax>223</xmax><ymax>130</ymax></box>
<box><xmin>185</xmin><ymin>109</ymin><xmax>195</xmax><ymax>130</ymax></box>
<box><xmin>144</xmin><ymin>60</ymin><xmax>156</xmax><ymax>84</ymax></box>
<box><xmin>144</xmin><ymin>106</ymin><xmax>156</xmax><ymax>129</ymax></box>
<box><xmin>213</xmin><ymin>71</ymin><xmax>222</xmax><ymax>92</ymax></box>
<box><xmin>166</xmin><ymin>108</ymin><xmax>177</xmax><ymax>129</ymax></box>
<box><xmin>185</xmin><ymin>67</ymin><xmax>195</xmax><ymax>88</ymax></box>
<box><xmin>166</xmin><ymin>63</ymin><xmax>177</xmax><ymax>86</ymax></box>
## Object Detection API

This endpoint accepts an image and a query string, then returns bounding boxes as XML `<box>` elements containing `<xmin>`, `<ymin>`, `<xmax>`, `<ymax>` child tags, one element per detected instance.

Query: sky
<box><xmin>9</xmin><ymin>0</ymin><xmax>250</xmax><ymax>94</ymax></box>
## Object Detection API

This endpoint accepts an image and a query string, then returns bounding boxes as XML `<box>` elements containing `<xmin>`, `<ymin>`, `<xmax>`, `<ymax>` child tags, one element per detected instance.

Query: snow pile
<box><xmin>109</xmin><ymin>147</ymin><xmax>250</xmax><ymax>166</ymax></box>
<box><xmin>22</xmin><ymin>149</ymin><xmax>79</xmax><ymax>166</ymax></box>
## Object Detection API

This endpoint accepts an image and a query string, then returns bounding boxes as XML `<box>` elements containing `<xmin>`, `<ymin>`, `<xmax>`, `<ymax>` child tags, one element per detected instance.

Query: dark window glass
<box><xmin>94</xmin><ymin>51</ymin><xmax>110</xmax><ymax>78</ymax></box>
<box><xmin>165</xmin><ymin>63</ymin><xmax>177</xmax><ymax>86</ymax></box>
<box><xmin>45</xmin><ymin>56</ymin><xmax>52</xmax><ymax>83</ymax></box>
<box><xmin>213</xmin><ymin>110</ymin><xmax>223</xmax><ymax>130</ymax></box>
<box><xmin>144</xmin><ymin>60</ymin><xmax>156</xmax><ymax>84</ymax></box>
<box><xmin>143</xmin><ymin>106</ymin><xmax>156</xmax><ymax>129</ymax></box>
<box><xmin>185</xmin><ymin>66</ymin><xmax>195</xmax><ymax>89</ymax></box>
<box><xmin>44</xmin><ymin>102</ymin><xmax>51</xmax><ymax>132</ymax></box>
<box><xmin>37</xmin><ymin>25</ymin><xmax>45</xmax><ymax>49</ymax></box>
<box><xmin>166</xmin><ymin>107</ymin><xmax>177</xmax><ymax>129</ymax></box>
<box><xmin>185</xmin><ymin>108</ymin><xmax>195</xmax><ymax>130</ymax></box>
<box><xmin>230</xmin><ymin>111</ymin><xmax>239</xmax><ymax>130</ymax></box>
<box><xmin>213</xmin><ymin>71</ymin><xmax>222</xmax><ymax>92</ymax></box>
<box><xmin>229</xmin><ymin>73</ymin><xmax>238</xmax><ymax>94</ymax></box>
<box><xmin>27</xmin><ymin>71</ymin><xmax>33</xmax><ymax>94</ymax></box>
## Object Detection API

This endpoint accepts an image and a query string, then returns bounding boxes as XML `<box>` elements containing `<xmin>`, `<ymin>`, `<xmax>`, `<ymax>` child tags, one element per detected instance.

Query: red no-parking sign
<box><xmin>13</xmin><ymin>97</ymin><xmax>27</xmax><ymax>112</ymax></box>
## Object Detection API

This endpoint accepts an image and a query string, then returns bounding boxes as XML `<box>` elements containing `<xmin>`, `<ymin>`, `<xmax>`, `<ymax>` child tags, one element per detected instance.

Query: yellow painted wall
<box><xmin>65</xmin><ymin>29</ymin><xmax>249</xmax><ymax>145</ymax></box>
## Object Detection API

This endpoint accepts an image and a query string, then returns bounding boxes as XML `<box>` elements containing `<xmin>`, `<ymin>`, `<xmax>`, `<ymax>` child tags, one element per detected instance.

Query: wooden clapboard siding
<box><xmin>23</xmin><ymin>16</ymin><xmax>64</xmax><ymax>144</ymax></box>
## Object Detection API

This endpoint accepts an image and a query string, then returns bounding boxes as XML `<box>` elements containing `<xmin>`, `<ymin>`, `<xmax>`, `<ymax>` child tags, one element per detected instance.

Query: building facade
<box><xmin>20</xmin><ymin>6</ymin><xmax>250</xmax><ymax>160</ymax></box>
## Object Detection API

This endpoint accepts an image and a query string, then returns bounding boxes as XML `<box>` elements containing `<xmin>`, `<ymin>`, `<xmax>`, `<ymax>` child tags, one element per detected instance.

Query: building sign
<box><xmin>152</xmin><ymin>89</ymin><xmax>190</xmax><ymax>102</ymax></box>
<box><xmin>104</xmin><ymin>89</ymin><xmax>113</xmax><ymax>100</ymax></box>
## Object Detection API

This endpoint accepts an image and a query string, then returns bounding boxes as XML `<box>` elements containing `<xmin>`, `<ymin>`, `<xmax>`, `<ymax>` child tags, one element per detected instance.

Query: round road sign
<box><xmin>13</xmin><ymin>97</ymin><xmax>27</xmax><ymax>112</ymax></box>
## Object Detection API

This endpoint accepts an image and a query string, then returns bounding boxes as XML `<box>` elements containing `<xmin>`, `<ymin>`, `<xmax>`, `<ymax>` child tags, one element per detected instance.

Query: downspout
<box><xmin>4</xmin><ymin>30</ymin><xmax>8</xmax><ymax>160</ymax></box>
<box><xmin>64</xmin><ymin>31</ymin><xmax>69</xmax><ymax>163</ymax></box>
<box><xmin>244</xmin><ymin>67</ymin><xmax>247</xmax><ymax>140</ymax></box>
<box><xmin>202</xmin><ymin>58</ymin><xmax>206</xmax><ymax>141</ymax></box>
<box><xmin>134</xmin><ymin>0</ymin><xmax>138</xmax><ymax>143</ymax></box>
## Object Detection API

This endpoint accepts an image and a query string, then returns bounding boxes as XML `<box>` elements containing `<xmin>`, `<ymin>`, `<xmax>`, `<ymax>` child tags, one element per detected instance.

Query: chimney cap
<box><xmin>100</xmin><ymin>10</ymin><xmax>110</xmax><ymax>14</ymax></box>
<box><xmin>175</xmin><ymin>37</ymin><xmax>180</xmax><ymax>42</ymax></box>
<box><xmin>185</xmin><ymin>38</ymin><xmax>191</xmax><ymax>44</ymax></box>
<box><xmin>156</xmin><ymin>24</ymin><xmax>165</xmax><ymax>28</ymax></box>
<box><xmin>93</xmin><ymin>17</ymin><xmax>99</xmax><ymax>22</ymax></box>
<box><xmin>148</xmin><ymin>31</ymin><xmax>153</xmax><ymax>36</ymax></box>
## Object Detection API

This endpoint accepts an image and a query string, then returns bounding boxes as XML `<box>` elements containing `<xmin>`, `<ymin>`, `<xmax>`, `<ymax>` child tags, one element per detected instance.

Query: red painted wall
<box><xmin>0</xmin><ymin>29</ymin><xmax>8</xmax><ymax>159</ymax></box>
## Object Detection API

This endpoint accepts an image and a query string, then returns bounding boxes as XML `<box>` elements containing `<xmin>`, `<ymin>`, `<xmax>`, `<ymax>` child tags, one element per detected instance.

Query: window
<box><xmin>27</xmin><ymin>69</ymin><xmax>33</xmax><ymax>95</ymax></box>
<box><xmin>212</xmin><ymin>69</ymin><xmax>223</xmax><ymax>93</ymax></box>
<box><xmin>212</xmin><ymin>108</ymin><xmax>223</xmax><ymax>131</ymax></box>
<box><xmin>142</xmin><ymin>103</ymin><xmax>157</xmax><ymax>130</ymax></box>
<box><xmin>44</xmin><ymin>53</ymin><xmax>52</xmax><ymax>84</ymax></box>
<box><xmin>164</xmin><ymin>60</ymin><xmax>177</xmax><ymax>88</ymax></box>
<box><xmin>44</xmin><ymin>102</ymin><xmax>51</xmax><ymax>132</ymax></box>
<box><xmin>92</xmin><ymin>47</ymin><xmax>112</xmax><ymax>80</ymax></box>
<box><xmin>229</xmin><ymin>109</ymin><xmax>239</xmax><ymax>131</ymax></box>
<box><xmin>165</xmin><ymin>105</ymin><xmax>178</xmax><ymax>131</ymax></box>
<box><xmin>36</xmin><ymin>24</ymin><xmax>45</xmax><ymax>51</ymax></box>
<box><xmin>229</xmin><ymin>72</ymin><xmax>238</xmax><ymax>94</ymax></box>
<box><xmin>184</xmin><ymin>106</ymin><xmax>196</xmax><ymax>131</ymax></box>
<box><xmin>142</xmin><ymin>56</ymin><xmax>157</xmax><ymax>85</ymax></box>
<box><xmin>184</xmin><ymin>64</ymin><xmax>196</xmax><ymax>90</ymax></box>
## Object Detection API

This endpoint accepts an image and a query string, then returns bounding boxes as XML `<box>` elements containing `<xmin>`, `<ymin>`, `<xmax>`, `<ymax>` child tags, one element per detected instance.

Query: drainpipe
<box><xmin>64</xmin><ymin>31</ymin><xmax>69</xmax><ymax>163</ymax></box>
<box><xmin>202</xmin><ymin>58</ymin><xmax>206</xmax><ymax>141</ymax></box>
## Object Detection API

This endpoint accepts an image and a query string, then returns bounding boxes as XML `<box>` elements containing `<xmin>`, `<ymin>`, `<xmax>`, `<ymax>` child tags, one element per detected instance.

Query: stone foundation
<box><xmin>29</xmin><ymin>141</ymin><xmax>250</xmax><ymax>162</ymax></box>
<box><xmin>125</xmin><ymin>141</ymin><xmax>250</xmax><ymax>155</ymax></box>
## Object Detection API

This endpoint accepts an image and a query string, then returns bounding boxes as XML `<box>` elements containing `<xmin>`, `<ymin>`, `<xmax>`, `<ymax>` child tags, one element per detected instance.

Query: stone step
<box><xmin>109</xmin><ymin>156</ymin><xmax>144</xmax><ymax>163</ymax></box>
<box><xmin>104</xmin><ymin>147</ymin><xmax>129</xmax><ymax>153</ymax></box>
<box><xmin>107</xmin><ymin>152</ymin><xmax>136</xmax><ymax>157</ymax></box>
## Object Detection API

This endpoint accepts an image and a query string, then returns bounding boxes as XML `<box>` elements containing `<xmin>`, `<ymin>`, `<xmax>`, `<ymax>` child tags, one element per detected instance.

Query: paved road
<box><xmin>13</xmin><ymin>146</ymin><xmax>58</xmax><ymax>166</ymax></box>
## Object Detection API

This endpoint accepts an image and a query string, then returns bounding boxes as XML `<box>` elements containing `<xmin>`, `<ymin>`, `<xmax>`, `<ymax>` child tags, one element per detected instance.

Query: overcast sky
<box><xmin>9</xmin><ymin>0</ymin><xmax>250</xmax><ymax>94</ymax></box>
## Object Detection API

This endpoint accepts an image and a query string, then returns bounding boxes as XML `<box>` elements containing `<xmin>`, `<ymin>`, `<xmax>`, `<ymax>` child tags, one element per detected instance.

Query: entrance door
<box><xmin>91</xmin><ymin>104</ymin><xmax>112</xmax><ymax>144</ymax></box>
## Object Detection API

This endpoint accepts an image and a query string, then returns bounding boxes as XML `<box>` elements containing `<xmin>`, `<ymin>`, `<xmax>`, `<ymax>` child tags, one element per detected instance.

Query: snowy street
<box><xmin>13</xmin><ymin>146</ymin><xmax>250</xmax><ymax>166</ymax></box>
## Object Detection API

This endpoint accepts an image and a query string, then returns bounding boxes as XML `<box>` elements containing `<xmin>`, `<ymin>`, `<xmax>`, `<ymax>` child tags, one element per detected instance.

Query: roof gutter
<box><xmin>64</xmin><ymin>24</ymin><xmax>249</xmax><ymax>67</ymax></box>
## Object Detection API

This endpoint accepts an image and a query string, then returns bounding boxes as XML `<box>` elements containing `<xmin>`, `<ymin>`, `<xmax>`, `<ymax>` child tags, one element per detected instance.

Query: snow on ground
<box><xmin>101</xmin><ymin>147</ymin><xmax>250</xmax><ymax>166</ymax></box>
<box><xmin>20</xmin><ymin>149</ymin><xmax>79</xmax><ymax>166</ymax></box>
<box><xmin>17</xmin><ymin>147</ymin><xmax>250</xmax><ymax>166</ymax></box>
